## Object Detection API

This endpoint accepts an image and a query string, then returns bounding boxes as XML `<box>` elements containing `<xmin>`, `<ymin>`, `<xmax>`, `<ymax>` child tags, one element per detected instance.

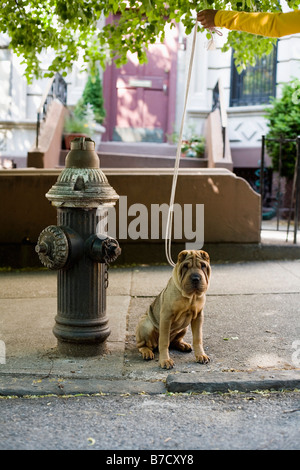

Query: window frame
<box><xmin>230</xmin><ymin>44</ymin><xmax>278</xmax><ymax>107</ymax></box>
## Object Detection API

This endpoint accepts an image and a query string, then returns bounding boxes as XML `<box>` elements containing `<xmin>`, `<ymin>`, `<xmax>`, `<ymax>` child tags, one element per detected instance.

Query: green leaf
<box><xmin>264</xmin><ymin>78</ymin><xmax>300</xmax><ymax>178</ymax></box>
<box><xmin>0</xmin><ymin>0</ymin><xmax>290</xmax><ymax>81</ymax></box>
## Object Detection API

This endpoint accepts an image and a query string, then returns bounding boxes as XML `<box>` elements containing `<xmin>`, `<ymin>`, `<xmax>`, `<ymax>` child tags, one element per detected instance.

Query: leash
<box><xmin>165</xmin><ymin>21</ymin><xmax>198</xmax><ymax>267</ymax></box>
<box><xmin>164</xmin><ymin>22</ymin><xmax>222</xmax><ymax>267</ymax></box>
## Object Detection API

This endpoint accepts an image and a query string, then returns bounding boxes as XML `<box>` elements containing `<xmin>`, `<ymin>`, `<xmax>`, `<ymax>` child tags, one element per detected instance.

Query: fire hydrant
<box><xmin>35</xmin><ymin>137</ymin><xmax>121</xmax><ymax>356</ymax></box>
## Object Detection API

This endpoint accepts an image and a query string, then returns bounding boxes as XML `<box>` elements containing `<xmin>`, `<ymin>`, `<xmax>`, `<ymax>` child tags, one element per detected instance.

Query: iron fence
<box><xmin>259</xmin><ymin>135</ymin><xmax>300</xmax><ymax>244</ymax></box>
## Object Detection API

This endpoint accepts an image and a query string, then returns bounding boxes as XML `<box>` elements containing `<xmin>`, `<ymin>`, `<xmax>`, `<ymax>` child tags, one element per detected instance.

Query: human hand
<box><xmin>197</xmin><ymin>9</ymin><xmax>218</xmax><ymax>29</ymax></box>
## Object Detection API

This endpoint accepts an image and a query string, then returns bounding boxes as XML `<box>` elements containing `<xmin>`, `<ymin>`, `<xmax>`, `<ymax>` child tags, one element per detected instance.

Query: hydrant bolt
<box><xmin>35</xmin><ymin>241</ymin><xmax>48</xmax><ymax>255</ymax></box>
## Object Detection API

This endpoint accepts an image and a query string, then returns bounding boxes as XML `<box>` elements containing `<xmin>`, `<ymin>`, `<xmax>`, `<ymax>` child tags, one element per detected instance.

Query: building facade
<box><xmin>182</xmin><ymin>24</ymin><xmax>300</xmax><ymax>172</ymax></box>
<box><xmin>0</xmin><ymin>14</ymin><xmax>299</xmax><ymax>171</ymax></box>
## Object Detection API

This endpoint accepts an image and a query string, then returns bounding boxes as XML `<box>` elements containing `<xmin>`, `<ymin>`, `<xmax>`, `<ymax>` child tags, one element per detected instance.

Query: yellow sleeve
<box><xmin>214</xmin><ymin>10</ymin><xmax>300</xmax><ymax>38</ymax></box>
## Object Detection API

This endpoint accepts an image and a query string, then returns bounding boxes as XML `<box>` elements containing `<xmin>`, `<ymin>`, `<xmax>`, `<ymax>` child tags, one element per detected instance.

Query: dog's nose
<box><xmin>191</xmin><ymin>273</ymin><xmax>201</xmax><ymax>284</ymax></box>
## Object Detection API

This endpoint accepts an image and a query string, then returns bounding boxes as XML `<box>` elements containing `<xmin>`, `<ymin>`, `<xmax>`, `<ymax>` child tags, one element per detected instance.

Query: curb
<box><xmin>0</xmin><ymin>374</ymin><xmax>166</xmax><ymax>397</ymax></box>
<box><xmin>1</xmin><ymin>370</ymin><xmax>299</xmax><ymax>397</ymax></box>
<box><xmin>166</xmin><ymin>370</ymin><xmax>300</xmax><ymax>393</ymax></box>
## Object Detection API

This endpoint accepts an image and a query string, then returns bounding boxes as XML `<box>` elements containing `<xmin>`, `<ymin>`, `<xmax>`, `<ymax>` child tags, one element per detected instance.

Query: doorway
<box><xmin>103</xmin><ymin>21</ymin><xmax>178</xmax><ymax>143</ymax></box>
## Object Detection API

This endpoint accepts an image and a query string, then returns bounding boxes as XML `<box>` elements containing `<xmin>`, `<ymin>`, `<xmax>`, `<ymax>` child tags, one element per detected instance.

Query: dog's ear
<box><xmin>198</xmin><ymin>250</ymin><xmax>210</xmax><ymax>264</ymax></box>
<box><xmin>177</xmin><ymin>250</ymin><xmax>189</xmax><ymax>263</ymax></box>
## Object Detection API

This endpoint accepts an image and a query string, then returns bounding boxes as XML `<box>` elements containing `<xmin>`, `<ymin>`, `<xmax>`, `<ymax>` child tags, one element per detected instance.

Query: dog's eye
<box><xmin>181</xmin><ymin>264</ymin><xmax>189</xmax><ymax>276</ymax></box>
<box><xmin>200</xmin><ymin>262</ymin><xmax>206</xmax><ymax>269</ymax></box>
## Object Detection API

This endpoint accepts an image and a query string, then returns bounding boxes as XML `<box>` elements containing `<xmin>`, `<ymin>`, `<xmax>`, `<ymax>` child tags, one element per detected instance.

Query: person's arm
<box><xmin>198</xmin><ymin>9</ymin><xmax>300</xmax><ymax>38</ymax></box>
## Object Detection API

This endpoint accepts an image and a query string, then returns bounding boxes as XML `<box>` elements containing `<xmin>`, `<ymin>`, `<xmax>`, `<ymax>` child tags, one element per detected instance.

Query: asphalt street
<box><xmin>1</xmin><ymin>251</ymin><xmax>300</xmax><ymax>450</ymax></box>
<box><xmin>1</xmin><ymin>391</ymin><xmax>299</xmax><ymax>450</ymax></box>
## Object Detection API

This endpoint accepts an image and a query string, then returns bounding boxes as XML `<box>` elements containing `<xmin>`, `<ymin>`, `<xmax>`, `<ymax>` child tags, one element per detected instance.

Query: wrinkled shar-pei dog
<box><xmin>136</xmin><ymin>249</ymin><xmax>211</xmax><ymax>369</ymax></box>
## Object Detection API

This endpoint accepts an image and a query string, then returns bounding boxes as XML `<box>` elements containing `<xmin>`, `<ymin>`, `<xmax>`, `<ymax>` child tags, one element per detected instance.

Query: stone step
<box><xmin>99</xmin><ymin>141</ymin><xmax>178</xmax><ymax>156</ymax></box>
<box><xmin>59</xmin><ymin>149</ymin><xmax>208</xmax><ymax>168</ymax></box>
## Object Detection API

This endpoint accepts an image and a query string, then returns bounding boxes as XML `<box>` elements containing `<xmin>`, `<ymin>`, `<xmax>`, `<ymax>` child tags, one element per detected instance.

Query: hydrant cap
<box><xmin>46</xmin><ymin>136</ymin><xmax>119</xmax><ymax>207</ymax></box>
<box><xmin>65</xmin><ymin>137</ymin><xmax>100</xmax><ymax>169</ymax></box>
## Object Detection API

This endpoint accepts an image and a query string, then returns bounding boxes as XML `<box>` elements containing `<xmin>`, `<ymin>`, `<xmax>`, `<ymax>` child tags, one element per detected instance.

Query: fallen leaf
<box><xmin>87</xmin><ymin>437</ymin><xmax>95</xmax><ymax>446</ymax></box>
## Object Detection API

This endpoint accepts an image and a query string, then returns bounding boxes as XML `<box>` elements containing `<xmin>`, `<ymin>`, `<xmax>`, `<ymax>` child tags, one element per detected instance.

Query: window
<box><xmin>230</xmin><ymin>44</ymin><xmax>277</xmax><ymax>107</ymax></box>
<box><xmin>0</xmin><ymin>47</ymin><xmax>11</xmax><ymax>119</ymax></box>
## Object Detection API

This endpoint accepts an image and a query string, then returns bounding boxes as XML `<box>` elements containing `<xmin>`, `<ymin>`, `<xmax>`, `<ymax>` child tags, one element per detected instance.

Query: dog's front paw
<box><xmin>139</xmin><ymin>347</ymin><xmax>154</xmax><ymax>360</ymax></box>
<box><xmin>172</xmin><ymin>340</ymin><xmax>192</xmax><ymax>352</ymax></box>
<box><xmin>195</xmin><ymin>353</ymin><xmax>210</xmax><ymax>364</ymax></box>
<box><xmin>160</xmin><ymin>358</ymin><xmax>174</xmax><ymax>369</ymax></box>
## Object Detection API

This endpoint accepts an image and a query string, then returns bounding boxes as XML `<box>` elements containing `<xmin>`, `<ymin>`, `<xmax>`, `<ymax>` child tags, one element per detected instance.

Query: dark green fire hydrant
<box><xmin>35</xmin><ymin>137</ymin><xmax>121</xmax><ymax>356</ymax></box>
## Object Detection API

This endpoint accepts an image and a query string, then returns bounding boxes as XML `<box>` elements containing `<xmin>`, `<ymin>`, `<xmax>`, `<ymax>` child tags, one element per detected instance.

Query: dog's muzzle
<box><xmin>190</xmin><ymin>273</ymin><xmax>201</xmax><ymax>287</ymax></box>
<box><xmin>186</xmin><ymin>271</ymin><xmax>208</xmax><ymax>295</ymax></box>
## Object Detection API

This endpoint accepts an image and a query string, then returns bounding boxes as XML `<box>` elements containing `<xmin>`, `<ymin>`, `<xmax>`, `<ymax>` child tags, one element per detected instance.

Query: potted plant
<box><xmin>168</xmin><ymin>125</ymin><xmax>206</xmax><ymax>158</ymax></box>
<box><xmin>74</xmin><ymin>69</ymin><xmax>106</xmax><ymax>148</ymax></box>
<box><xmin>63</xmin><ymin>115</ymin><xmax>91</xmax><ymax>150</ymax></box>
<box><xmin>63</xmin><ymin>68</ymin><xmax>106</xmax><ymax>149</ymax></box>
<box><xmin>81</xmin><ymin>68</ymin><xmax>106</xmax><ymax>125</ymax></box>
<box><xmin>181</xmin><ymin>135</ymin><xmax>205</xmax><ymax>158</ymax></box>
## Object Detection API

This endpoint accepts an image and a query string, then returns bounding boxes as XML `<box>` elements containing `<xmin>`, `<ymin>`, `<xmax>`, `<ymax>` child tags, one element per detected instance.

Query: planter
<box><xmin>63</xmin><ymin>125</ymin><xmax>106</xmax><ymax>151</ymax></box>
<box><xmin>91</xmin><ymin>123</ymin><xmax>106</xmax><ymax>149</ymax></box>
<box><xmin>181</xmin><ymin>138</ymin><xmax>205</xmax><ymax>159</ymax></box>
<box><xmin>64</xmin><ymin>133</ymin><xmax>90</xmax><ymax>150</ymax></box>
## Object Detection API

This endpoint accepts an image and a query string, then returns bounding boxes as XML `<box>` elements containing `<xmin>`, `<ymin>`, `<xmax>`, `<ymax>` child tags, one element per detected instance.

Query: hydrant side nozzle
<box><xmin>35</xmin><ymin>225</ymin><xmax>84</xmax><ymax>270</ymax></box>
<box><xmin>36</xmin><ymin>225</ymin><xmax>69</xmax><ymax>270</ymax></box>
<box><xmin>86</xmin><ymin>234</ymin><xmax>121</xmax><ymax>264</ymax></box>
<box><xmin>102</xmin><ymin>236</ymin><xmax>122</xmax><ymax>264</ymax></box>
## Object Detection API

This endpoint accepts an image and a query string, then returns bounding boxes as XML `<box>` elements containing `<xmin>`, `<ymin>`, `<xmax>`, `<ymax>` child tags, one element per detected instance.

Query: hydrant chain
<box><xmin>104</xmin><ymin>265</ymin><xmax>109</xmax><ymax>289</ymax></box>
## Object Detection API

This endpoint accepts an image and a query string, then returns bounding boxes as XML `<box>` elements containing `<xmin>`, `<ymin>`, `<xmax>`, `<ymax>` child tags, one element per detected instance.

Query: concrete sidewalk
<box><xmin>0</xmin><ymin>258</ymin><xmax>300</xmax><ymax>396</ymax></box>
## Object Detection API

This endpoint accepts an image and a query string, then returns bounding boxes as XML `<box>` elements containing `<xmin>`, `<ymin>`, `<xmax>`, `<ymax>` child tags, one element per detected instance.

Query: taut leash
<box><xmin>165</xmin><ymin>21</ymin><xmax>198</xmax><ymax>267</ymax></box>
<box><xmin>164</xmin><ymin>22</ymin><xmax>222</xmax><ymax>267</ymax></box>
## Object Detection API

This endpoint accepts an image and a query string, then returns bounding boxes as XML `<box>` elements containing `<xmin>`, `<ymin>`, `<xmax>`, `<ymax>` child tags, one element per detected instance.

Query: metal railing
<box><xmin>212</xmin><ymin>78</ymin><xmax>227</xmax><ymax>159</ymax></box>
<box><xmin>36</xmin><ymin>73</ymin><xmax>67</xmax><ymax>148</ymax></box>
<box><xmin>260</xmin><ymin>135</ymin><xmax>300</xmax><ymax>244</ymax></box>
